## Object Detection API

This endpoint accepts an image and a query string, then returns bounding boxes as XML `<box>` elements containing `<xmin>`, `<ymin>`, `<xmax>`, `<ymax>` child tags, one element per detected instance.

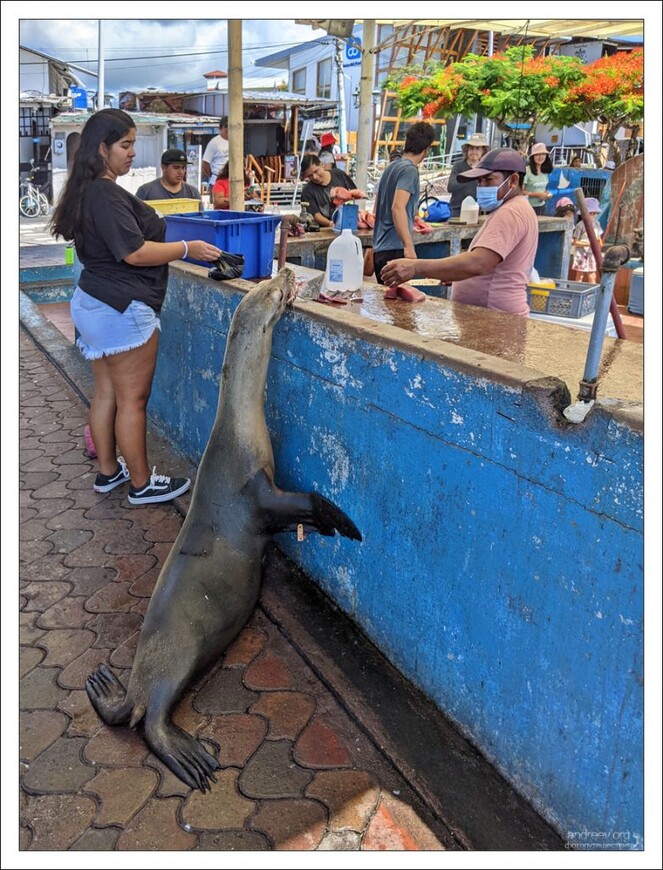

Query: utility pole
<box><xmin>227</xmin><ymin>20</ymin><xmax>245</xmax><ymax>212</ymax></box>
<box><xmin>354</xmin><ymin>20</ymin><xmax>375</xmax><ymax>198</ymax></box>
<box><xmin>97</xmin><ymin>20</ymin><xmax>105</xmax><ymax>111</ymax></box>
<box><xmin>334</xmin><ymin>39</ymin><xmax>347</xmax><ymax>154</ymax></box>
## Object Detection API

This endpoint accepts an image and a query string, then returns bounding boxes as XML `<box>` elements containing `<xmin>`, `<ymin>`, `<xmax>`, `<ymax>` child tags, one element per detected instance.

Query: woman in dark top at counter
<box><xmin>447</xmin><ymin>132</ymin><xmax>489</xmax><ymax>217</ymax></box>
<box><xmin>50</xmin><ymin>109</ymin><xmax>221</xmax><ymax>506</ymax></box>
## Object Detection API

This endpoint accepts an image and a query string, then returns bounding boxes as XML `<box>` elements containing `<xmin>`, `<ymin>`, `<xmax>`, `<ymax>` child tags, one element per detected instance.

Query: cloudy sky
<box><xmin>17</xmin><ymin>15</ymin><xmax>331</xmax><ymax>94</ymax></box>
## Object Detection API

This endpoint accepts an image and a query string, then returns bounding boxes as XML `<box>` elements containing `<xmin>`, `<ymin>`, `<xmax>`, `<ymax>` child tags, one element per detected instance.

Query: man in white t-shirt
<box><xmin>202</xmin><ymin>117</ymin><xmax>229</xmax><ymax>186</ymax></box>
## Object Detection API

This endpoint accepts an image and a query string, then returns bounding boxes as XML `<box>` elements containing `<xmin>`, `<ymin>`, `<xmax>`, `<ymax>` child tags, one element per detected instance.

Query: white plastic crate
<box><xmin>527</xmin><ymin>279</ymin><xmax>600</xmax><ymax>319</ymax></box>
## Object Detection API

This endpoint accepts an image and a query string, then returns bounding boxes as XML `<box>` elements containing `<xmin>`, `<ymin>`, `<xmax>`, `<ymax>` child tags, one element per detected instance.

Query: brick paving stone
<box><xmin>243</xmin><ymin>651</ymin><xmax>297</xmax><ymax>692</ymax></box>
<box><xmin>88</xmin><ymin>612</ymin><xmax>143</xmax><ymax>650</ymax></box>
<box><xmin>250</xmin><ymin>691</ymin><xmax>316</xmax><ymax>741</ymax></box>
<box><xmin>19</xmin><ymin>612</ymin><xmax>47</xmax><ymax>645</ymax></box>
<box><xmin>21</xmin><ymin>456</ymin><xmax>58</xmax><ymax>473</ymax></box>
<box><xmin>45</xmin><ymin>508</ymin><xmax>96</xmax><ymax>533</ymax></box>
<box><xmin>37</xmin><ymin>595</ymin><xmax>91</xmax><ymax>630</ymax></box>
<box><xmin>20</xmin><ymin>667</ymin><xmax>69</xmax><ymax>710</ymax></box>
<box><xmin>171</xmin><ymin>692</ymin><xmax>211</xmax><ymax>735</ymax></box>
<box><xmin>195</xmin><ymin>830</ymin><xmax>271</xmax><ymax>850</ymax></box>
<box><xmin>22</xmin><ymin>473</ymin><xmax>60</xmax><ymax>493</ymax></box>
<box><xmin>67</xmin><ymin>566</ymin><xmax>117</xmax><ymax>596</ymax></box>
<box><xmin>20</xmin><ymin>506</ymin><xmax>39</xmax><ymax>523</ymax></box>
<box><xmin>84</xmin><ymin>767</ymin><xmax>158</xmax><ymax>827</ymax></box>
<box><xmin>223</xmin><ymin>626</ymin><xmax>268</xmax><ymax>667</ymax></box>
<box><xmin>128</xmin><ymin>566</ymin><xmax>159</xmax><ymax>598</ymax></box>
<box><xmin>31</xmin><ymin>480</ymin><xmax>76</xmax><ymax>501</ymax></box>
<box><xmin>20</xmin><ymin>594</ymin><xmax>28</xmax><ymax>611</ymax></box>
<box><xmin>19</xmin><ymin>540</ymin><xmax>54</xmax><ymax>565</ymax></box>
<box><xmin>318</xmin><ymin>830</ymin><xmax>362</xmax><ymax>850</ymax></box>
<box><xmin>102</xmin><ymin>527</ymin><xmax>153</xmax><ymax>556</ymax></box>
<box><xmin>239</xmin><ymin>740</ymin><xmax>313</xmax><ymax>799</ymax></box>
<box><xmin>28</xmin><ymin>498</ymin><xmax>76</xmax><ymax>520</ymax></box>
<box><xmin>294</xmin><ymin>716</ymin><xmax>352</xmax><ymax>769</ymax></box>
<box><xmin>116</xmin><ymin>797</ymin><xmax>198</xmax><ymax>850</ymax></box>
<box><xmin>362</xmin><ymin>794</ymin><xmax>446</xmax><ymax>851</ymax></box>
<box><xmin>22</xmin><ymin>793</ymin><xmax>97</xmax><ymax>850</ymax></box>
<box><xmin>63</xmin><ymin>540</ymin><xmax>115</xmax><ymax>568</ymax></box>
<box><xmin>306</xmin><ymin>770</ymin><xmax>380</xmax><ymax>832</ymax></box>
<box><xmin>144</xmin><ymin>514</ymin><xmax>183</xmax><ymax>542</ymax></box>
<box><xmin>182</xmin><ymin>769</ymin><xmax>256</xmax><ymax>830</ymax></box>
<box><xmin>21</xmin><ymin>581</ymin><xmax>71</xmax><ymax>613</ymax></box>
<box><xmin>69</xmin><ymin>826</ymin><xmax>121</xmax><ymax>850</ymax></box>
<box><xmin>84</xmin><ymin>723</ymin><xmax>149</xmax><ymax>767</ymax></box>
<box><xmin>124</xmin><ymin>505</ymin><xmax>173</xmax><ymax>529</ymax></box>
<box><xmin>35</xmin><ymin>628</ymin><xmax>95</xmax><ymax>667</ymax></box>
<box><xmin>144</xmin><ymin>756</ymin><xmax>193</xmax><ymax>798</ymax></box>
<box><xmin>198</xmin><ymin>714</ymin><xmax>267</xmax><ymax>767</ymax></box>
<box><xmin>112</xmin><ymin>552</ymin><xmax>158</xmax><ymax>584</ymax></box>
<box><xmin>19</xmin><ymin>449</ymin><xmax>45</xmax><ymax>463</ymax></box>
<box><xmin>20</xmin><ymin>555</ymin><xmax>71</xmax><ymax>583</ymax></box>
<box><xmin>45</xmin><ymin>528</ymin><xmax>94</xmax><ymax>554</ymax></box>
<box><xmin>19</xmin><ymin>646</ymin><xmax>45</xmax><ymax>678</ymax></box>
<box><xmin>251</xmin><ymin>798</ymin><xmax>326</xmax><ymax>850</ymax></box>
<box><xmin>194</xmin><ymin>666</ymin><xmax>260</xmax><ymax>715</ymax></box>
<box><xmin>147</xmin><ymin>541</ymin><xmax>176</xmax><ymax>565</ymax></box>
<box><xmin>85</xmin><ymin>581</ymin><xmax>140</xmax><ymax>614</ymax></box>
<box><xmin>109</xmin><ymin>631</ymin><xmax>140</xmax><ymax>669</ymax></box>
<box><xmin>19</xmin><ymin>518</ymin><xmax>53</xmax><ymax>543</ymax></box>
<box><xmin>19</xmin><ymin>824</ymin><xmax>32</xmax><ymax>850</ymax></box>
<box><xmin>58</xmin><ymin>690</ymin><xmax>105</xmax><ymax>738</ymax></box>
<box><xmin>52</xmin><ymin>446</ymin><xmax>87</xmax><ymax>465</ymax></box>
<box><xmin>57</xmin><ymin>647</ymin><xmax>112</xmax><ymax>689</ymax></box>
<box><xmin>21</xmin><ymin>735</ymin><xmax>96</xmax><ymax>794</ymax></box>
<box><xmin>131</xmin><ymin>597</ymin><xmax>150</xmax><ymax>617</ymax></box>
<box><xmin>19</xmin><ymin>710</ymin><xmax>69</xmax><ymax>762</ymax></box>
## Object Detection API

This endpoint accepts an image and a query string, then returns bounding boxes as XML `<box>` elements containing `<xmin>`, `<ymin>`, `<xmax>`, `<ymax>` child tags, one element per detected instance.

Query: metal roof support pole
<box><xmin>228</xmin><ymin>20</ymin><xmax>245</xmax><ymax>212</ymax></box>
<box><xmin>97</xmin><ymin>20</ymin><xmax>105</xmax><ymax>112</ymax></box>
<box><xmin>354</xmin><ymin>20</ymin><xmax>376</xmax><ymax>201</ymax></box>
<box><xmin>335</xmin><ymin>39</ymin><xmax>348</xmax><ymax>155</ymax></box>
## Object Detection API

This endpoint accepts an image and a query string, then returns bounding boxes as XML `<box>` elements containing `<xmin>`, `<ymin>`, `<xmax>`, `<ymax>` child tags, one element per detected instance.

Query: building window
<box><xmin>19</xmin><ymin>106</ymin><xmax>51</xmax><ymax>137</ymax></box>
<box><xmin>292</xmin><ymin>67</ymin><xmax>306</xmax><ymax>94</ymax></box>
<box><xmin>317</xmin><ymin>58</ymin><xmax>332</xmax><ymax>99</ymax></box>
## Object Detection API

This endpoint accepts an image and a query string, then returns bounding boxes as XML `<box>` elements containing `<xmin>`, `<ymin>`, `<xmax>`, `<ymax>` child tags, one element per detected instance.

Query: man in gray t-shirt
<box><xmin>372</xmin><ymin>123</ymin><xmax>435</xmax><ymax>284</ymax></box>
<box><xmin>136</xmin><ymin>149</ymin><xmax>201</xmax><ymax>203</ymax></box>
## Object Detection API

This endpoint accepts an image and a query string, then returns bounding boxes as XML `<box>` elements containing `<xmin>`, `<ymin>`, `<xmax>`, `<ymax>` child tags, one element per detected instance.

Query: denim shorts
<box><xmin>70</xmin><ymin>287</ymin><xmax>161</xmax><ymax>361</ymax></box>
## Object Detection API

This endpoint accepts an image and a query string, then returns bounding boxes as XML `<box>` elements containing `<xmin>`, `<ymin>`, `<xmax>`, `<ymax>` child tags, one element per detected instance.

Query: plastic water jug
<box><xmin>324</xmin><ymin>229</ymin><xmax>363</xmax><ymax>292</ymax></box>
<box><xmin>460</xmin><ymin>195</ymin><xmax>479</xmax><ymax>225</ymax></box>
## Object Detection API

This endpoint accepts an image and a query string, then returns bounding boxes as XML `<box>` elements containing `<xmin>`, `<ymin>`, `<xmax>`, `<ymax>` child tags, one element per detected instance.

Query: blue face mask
<box><xmin>476</xmin><ymin>176</ymin><xmax>512</xmax><ymax>212</ymax></box>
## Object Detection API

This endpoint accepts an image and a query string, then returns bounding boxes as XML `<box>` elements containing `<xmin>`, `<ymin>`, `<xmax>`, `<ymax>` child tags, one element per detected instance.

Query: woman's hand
<box><xmin>186</xmin><ymin>240</ymin><xmax>223</xmax><ymax>262</ymax></box>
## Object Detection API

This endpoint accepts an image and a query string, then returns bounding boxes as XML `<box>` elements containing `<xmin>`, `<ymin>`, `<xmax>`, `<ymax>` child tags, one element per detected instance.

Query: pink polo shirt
<box><xmin>450</xmin><ymin>194</ymin><xmax>538</xmax><ymax>316</ymax></box>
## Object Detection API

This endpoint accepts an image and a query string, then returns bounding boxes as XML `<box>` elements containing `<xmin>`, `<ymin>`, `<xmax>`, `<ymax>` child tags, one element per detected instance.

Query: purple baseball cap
<box><xmin>457</xmin><ymin>148</ymin><xmax>527</xmax><ymax>180</ymax></box>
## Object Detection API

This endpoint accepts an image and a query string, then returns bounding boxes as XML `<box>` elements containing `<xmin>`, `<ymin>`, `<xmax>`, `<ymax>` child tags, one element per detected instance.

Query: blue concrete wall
<box><xmin>148</xmin><ymin>270</ymin><xmax>641</xmax><ymax>846</ymax></box>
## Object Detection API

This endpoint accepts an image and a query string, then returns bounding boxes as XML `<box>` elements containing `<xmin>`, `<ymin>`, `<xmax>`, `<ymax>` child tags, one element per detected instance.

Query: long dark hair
<box><xmin>50</xmin><ymin>109</ymin><xmax>136</xmax><ymax>241</ymax></box>
<box><xmin>528</xmin><ymin>154</ymin><xmax>553</xmax><ymax>174</ymax></box>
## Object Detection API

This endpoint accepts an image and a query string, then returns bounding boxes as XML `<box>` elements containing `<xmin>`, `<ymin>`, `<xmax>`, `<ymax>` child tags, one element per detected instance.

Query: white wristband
<box><xmin>181</xmin><ymin>240</ymin><xmax>189</xmax><ymax>259</ymax></box>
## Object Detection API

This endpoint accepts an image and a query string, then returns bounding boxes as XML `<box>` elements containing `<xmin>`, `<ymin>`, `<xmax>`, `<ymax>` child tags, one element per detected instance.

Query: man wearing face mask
<box><xmin>381</xmin><ymin>149</ymin><xmax>538</xmax><ymax>316</ymax></box>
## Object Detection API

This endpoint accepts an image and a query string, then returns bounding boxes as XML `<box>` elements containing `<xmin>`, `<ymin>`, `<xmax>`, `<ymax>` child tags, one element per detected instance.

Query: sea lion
<box><xmin>86</xmin><ymin>267</ymin><xmax>361</xmax><ymax>791</ymax></box>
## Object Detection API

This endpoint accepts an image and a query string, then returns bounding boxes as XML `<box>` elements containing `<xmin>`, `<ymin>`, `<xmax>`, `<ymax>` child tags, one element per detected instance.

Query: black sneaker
<box><xmin>93</xmin><ymin>456</ymin><xmax>130</xmax><ymax>493</ymax></box>
<box><xmin>127</xmin><ymin>468</ymin><xmax>191</xmax><ymax>505</ymax></box>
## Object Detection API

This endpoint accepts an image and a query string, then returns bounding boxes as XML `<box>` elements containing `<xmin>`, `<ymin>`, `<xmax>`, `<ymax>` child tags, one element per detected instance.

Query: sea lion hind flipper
<box><xmin>250</xmin><ymin>470</ymin><xmax>362</xmax><ymax>541</ymax></box>
<box><xmin>85</xmin><ymin>665</ymin><xmax>133</xmax><ymax>726</ymax></box>
<box><xmin>143</xmin><ymin>718</ymin><xmax>220</xmax><ymax>792</ymax></box>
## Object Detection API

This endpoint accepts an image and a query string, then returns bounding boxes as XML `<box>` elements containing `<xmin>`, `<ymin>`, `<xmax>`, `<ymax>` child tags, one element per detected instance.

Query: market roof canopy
<box><xmin>381</xmin><ymin>19</ymin><xmax>644</xmax><ymax>40</ymax></box>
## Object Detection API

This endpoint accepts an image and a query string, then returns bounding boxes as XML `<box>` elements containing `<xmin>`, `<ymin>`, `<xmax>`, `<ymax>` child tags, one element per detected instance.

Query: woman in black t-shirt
<box><xmin>300</xmin><ymin>154</ymin><xmax>362</xmax><ymax>228</ymax></box>
<box><xmin>51</xmin><ymin>109</ymin><xmax>222</xmax><ymax>506</ymax></box>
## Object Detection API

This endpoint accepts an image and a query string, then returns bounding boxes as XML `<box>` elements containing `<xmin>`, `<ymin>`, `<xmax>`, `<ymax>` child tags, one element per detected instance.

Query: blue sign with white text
<box><xmin>344</xmin><ymin>38</ymin><xmax>362</xmax><ymax>67</ymax></box>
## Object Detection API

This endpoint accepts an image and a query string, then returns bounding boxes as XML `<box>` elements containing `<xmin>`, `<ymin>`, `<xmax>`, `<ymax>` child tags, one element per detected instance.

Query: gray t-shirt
<box><xmin>372</xmin><ymin>158</ymin><xmax>420</xmax><ymax>252</ymax></box>
<box><xmin>135</xmin><ymin>179</ymin><xmax>201</xmax><ymax>201</ymax></box>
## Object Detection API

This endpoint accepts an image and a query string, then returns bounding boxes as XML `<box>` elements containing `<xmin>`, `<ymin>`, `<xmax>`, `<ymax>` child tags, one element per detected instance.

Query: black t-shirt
<box><xmin>301</xmin><ymin>166</ymin><xmax>355</xmax><ymax>221</ymax></box>
<box><xmin>76</xmin><ymin>178</ymin><xmax>168</xmax><ymax>313</ymax></box>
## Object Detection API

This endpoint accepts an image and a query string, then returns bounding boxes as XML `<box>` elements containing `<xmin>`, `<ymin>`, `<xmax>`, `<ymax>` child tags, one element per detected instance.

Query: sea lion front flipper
<box><xmin>86</xmin><ymin>664</ymin><xmax>133</xmax><ymax>726</ymax></box>
<box><xmin>250</xmin><ymin>470</ymin><xmax>362</xmax><ymax>541</ymax></box>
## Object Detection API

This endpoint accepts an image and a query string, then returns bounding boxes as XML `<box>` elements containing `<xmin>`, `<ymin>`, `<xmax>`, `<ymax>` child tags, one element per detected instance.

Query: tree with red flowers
<box><xmin>388</xmin><ymin>45</ymin><xmax>585</xmax><ymax>152</ymax></box>
<box><xmin>551</xmin><ymin>50</ymin><xmax>643</xmax><ymax>165</ymax></box>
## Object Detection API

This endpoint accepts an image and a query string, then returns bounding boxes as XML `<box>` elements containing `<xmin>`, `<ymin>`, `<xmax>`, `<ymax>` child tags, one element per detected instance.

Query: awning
<box><xmin>371</xmin><ymin>19</ymin><xmax>644</xmax><ymax>40</ymax></box>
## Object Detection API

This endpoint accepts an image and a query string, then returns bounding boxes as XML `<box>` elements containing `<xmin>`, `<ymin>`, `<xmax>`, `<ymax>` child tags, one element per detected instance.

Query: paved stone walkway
<box><xmin>18</xmin><ymin>329</ymin><xmax>454</xmax><ymax>852</ymax></box>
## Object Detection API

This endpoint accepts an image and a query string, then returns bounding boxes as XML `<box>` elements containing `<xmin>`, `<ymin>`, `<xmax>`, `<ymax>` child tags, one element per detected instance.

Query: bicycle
<box><xmin>417</xmin><ymin>171</ymin><xmax>450</xmax><ymax>216</ymax></box>
<box><xmin>19</xmin><ymin>175</ymin><xmax>49</xmax><ymax>218</ymax></box>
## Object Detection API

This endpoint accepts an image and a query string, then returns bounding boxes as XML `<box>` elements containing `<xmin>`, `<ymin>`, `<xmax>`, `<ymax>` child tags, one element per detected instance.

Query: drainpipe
<box><xmin>335</xmin><ymin>39</ymin><xmax>348</xmax><ymax>154</ymax></box>
<box><xmin>354</xmin><ymin>20</ymin><xmax>376</xmax><ymax>202</ymax></box>
<box><xmin>97</xmin><ymin>20</ymin><xmax>105</xmax><ymax>111</ymax></box>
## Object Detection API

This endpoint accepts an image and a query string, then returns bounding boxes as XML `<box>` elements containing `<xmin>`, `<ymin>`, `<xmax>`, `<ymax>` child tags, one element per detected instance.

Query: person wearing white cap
<box><xmin>447</xmin><ymin>132</ymin><xmax>489</xmax><ymax>217</ymax></box>
<box><xmin>570</xmin><ymin>197</ymin><xmax>603</xmax><ymax>284</ymax></box>
<box><xmin>524</xmin><ymin>142</ymin><xmax>553</xmax><ymax>210</ymax></box>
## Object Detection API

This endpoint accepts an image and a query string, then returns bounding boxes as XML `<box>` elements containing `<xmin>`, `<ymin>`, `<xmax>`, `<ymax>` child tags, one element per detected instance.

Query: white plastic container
<box><xmin>324</xmin><ymin>229</ymin><xmax>363</xmax><ymax>292</ymax></box>
<box><xmin>460</xmin><ymin>195</ymin><xmax>479</xmax><ymax>225</ymax></box>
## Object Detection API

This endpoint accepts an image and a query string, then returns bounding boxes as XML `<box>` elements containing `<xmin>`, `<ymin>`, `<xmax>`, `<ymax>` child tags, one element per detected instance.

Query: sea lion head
<box><xmin>234</xmin><ymin>267</ymin><xmax>296</xmax><ymax>333</ymax></box>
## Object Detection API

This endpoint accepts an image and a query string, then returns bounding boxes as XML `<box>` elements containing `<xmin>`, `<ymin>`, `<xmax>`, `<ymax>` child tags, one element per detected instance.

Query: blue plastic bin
<box><xmin>164</xmin><ymin>210</ymin><xmax>282</xmax><ymax>279</ymax></box>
